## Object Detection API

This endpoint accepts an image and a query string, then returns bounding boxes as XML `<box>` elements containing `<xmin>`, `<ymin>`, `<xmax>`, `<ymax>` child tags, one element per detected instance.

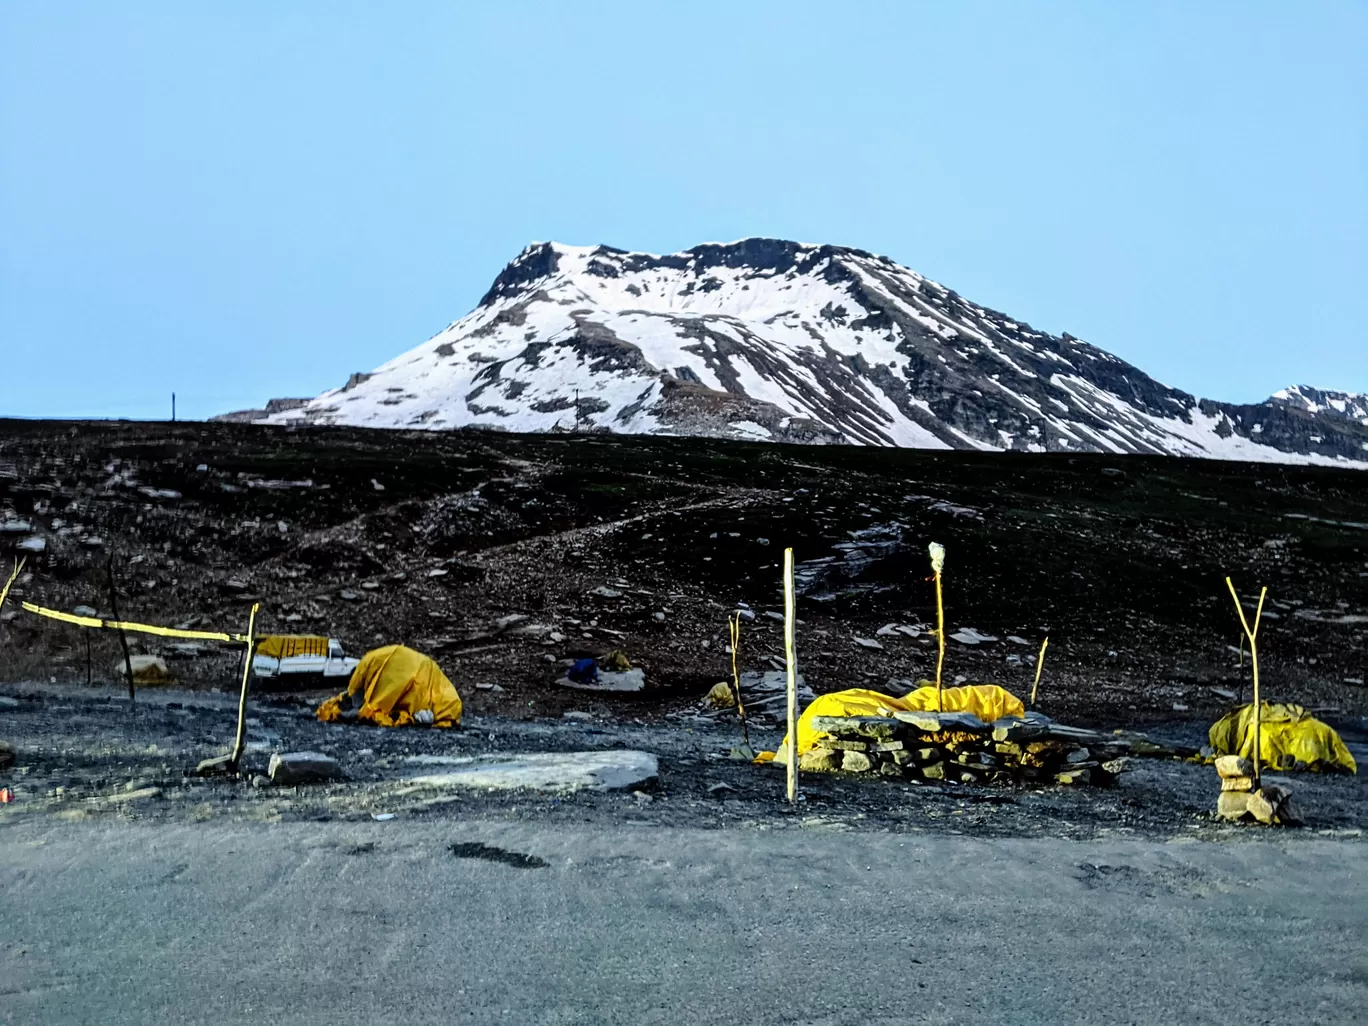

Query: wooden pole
<box><xmin>1225</xmin><ymin>577</ymin><xmax>1267</xmax><ymax>786</ymax></box>
<box><xmin>783</xmin><ymin>547</ymin><xmax>798</xmax><ymax>803</ymax></box>
<box><xmin>1029</xmin><ymin>636</ymin><xmax>1050</xmax><ymax>708</ymax></box>
<box><xmin>85</xmin><ymin>632</ymin><xmax>92</xmax><ymax>687</ymax></box>
<box><xmin>728</xmin><ymin>611</ymin><xmax>750</xmax><ymax>749</ymax></box>
<box><xmin>229</xmin><ymin>603</ymin><xmax>260</xmax><ymax>771</ymax></box>
<box><xmin>105</xmin><ymin>555</ymin><xmax>136</xmax><ymax>702</ymax></box>
<box><xmin>929</xmin><ymin>542</ymin><xmax>946</xmax><ymax>711</ymax></box>
<box><xmin>0</xmin><ymin>557</ymin><xmax>24</xmax><ymax>619</ymax></box>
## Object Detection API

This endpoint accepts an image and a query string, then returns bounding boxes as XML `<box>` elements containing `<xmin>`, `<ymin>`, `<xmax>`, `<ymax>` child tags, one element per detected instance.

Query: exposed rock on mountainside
<box><xmin>224</xmin><ymin>238</ymin><xmax>1368</xmax><ymax>465</ymax></box>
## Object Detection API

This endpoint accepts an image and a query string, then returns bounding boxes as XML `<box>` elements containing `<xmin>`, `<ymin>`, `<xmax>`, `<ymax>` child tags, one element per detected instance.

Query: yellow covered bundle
<box><xmin>757</xmin><ymin>683</ymin><xmax>1025</xmax><ymax>763</ymax></box>
<box><xmin>1209</xmin><ymin>702</ymin><xmax>1356</xmax><ymax>774</ymax></box>
<box><xmin>255</xmin><ymin>635</ymin><xmax>329</xmax><ymax>659</ymax></box>
<box><xmin>316</xmin><ymin>645</ymin><xmax>463</xmax><ymax>728</ymax></box>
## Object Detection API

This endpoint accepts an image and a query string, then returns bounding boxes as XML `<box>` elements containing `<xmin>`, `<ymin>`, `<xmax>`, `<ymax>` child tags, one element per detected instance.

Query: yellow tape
<box><xmin>20</xmin><ymin>602</ymin><xmax>249</xmax><ymax>643</ymax></box>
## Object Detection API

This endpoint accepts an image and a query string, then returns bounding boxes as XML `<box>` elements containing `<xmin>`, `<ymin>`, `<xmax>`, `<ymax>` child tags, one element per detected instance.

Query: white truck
<box><xmin>251</xmin><ymin>636</ymin><xmax>359</xmax><ymax>683</ymax></box>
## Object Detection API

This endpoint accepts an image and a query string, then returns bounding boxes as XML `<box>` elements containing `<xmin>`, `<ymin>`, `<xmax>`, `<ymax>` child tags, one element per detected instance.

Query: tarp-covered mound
<box><xmin>316</xmin><ymin>645</ymin><xmax>462</xmax><ymax>728</ymax></box>
<box><xmin>256</xmin><ymin>635</ymin><xmax>330</xmax><ymax>659</ymax></box>
<box><xmin>757</xmin><ymin>683</ymin><xmax>1025</xmax><ymax>763</ymax></box>
<box><xmin>1209</xmin><ymin>702</ymin><xmax>1356</xmax><ymax>774</ymax></box>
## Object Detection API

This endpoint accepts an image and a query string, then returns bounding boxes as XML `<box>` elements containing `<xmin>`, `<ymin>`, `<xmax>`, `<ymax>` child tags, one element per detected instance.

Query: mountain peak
<box><xmin>234</xmin><ymin>240</ymin><xmax>1368</xmax><ymax>467</ymax></box>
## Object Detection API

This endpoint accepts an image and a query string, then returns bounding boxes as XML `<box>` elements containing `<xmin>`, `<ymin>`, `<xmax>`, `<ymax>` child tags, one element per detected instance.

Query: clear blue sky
<box><xmin>2</xmin><ymin>1</ymin><xmax>1364</xmax><ymax>420</ymax></box>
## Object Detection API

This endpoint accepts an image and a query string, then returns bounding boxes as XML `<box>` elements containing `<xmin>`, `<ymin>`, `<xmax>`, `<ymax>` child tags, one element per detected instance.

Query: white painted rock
<box><xmin>404</xmin><ymin>750</ymin><xmax>659</xmax><ymax>793</ymax></box>
<box><xmin>557</xmin><ymin>668</ymin><xmax>646</xmax><ymax>693</ymax></box>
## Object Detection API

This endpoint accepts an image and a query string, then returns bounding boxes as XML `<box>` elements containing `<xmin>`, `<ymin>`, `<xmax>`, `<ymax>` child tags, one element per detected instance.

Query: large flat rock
<box><xmin>402</xmin><ymin>750</ymin><xmax>659</xmax><ymax>793</ymax></box>
<box><xmin>556</xmin><ymin>669</ymin><xmax>647</xmax><ymax>693</ymax></box>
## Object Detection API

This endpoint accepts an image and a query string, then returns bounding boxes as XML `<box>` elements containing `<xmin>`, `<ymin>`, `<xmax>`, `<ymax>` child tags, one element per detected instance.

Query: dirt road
<box><xmin>1</xmin><ymin>819</ymin><xmax>1364</xmax><ymax>1025</ymax></box>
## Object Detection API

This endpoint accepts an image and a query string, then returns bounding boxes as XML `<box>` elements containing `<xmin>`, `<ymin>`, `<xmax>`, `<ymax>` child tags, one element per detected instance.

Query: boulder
<box><xmin>840</xmin><ymin>751</ymin><xmax>874</xmax><ymax>773</ymax></box>
<box><xmin>1220</xmin><ymin>775</ymin><xmax>1256</xmax><ymax>792</ymax></box>
<box><xmin>268</xmin><ymin>751</ymin><xmax>343</xmax><ymax>785</ymax></box>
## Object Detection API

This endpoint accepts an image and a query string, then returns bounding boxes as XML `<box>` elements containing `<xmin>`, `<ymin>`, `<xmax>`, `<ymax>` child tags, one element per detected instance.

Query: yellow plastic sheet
<box><xmin>316</xmin><ymin>645</ymin><xmax>462</xmax><ymax>729</ymax></box>
<box><xmin>1209</xmin><ymin>702</ymin><xmax>1356</xmax><ymax>774</ymax></box>
<box><xmin>255</xmin><ymin>635</ymin><xmax>329</xmax><ymax>660</ymax></box>
<box><xmin>757</xmin><ymin>683</ymin><xmax>1025</xmax><ymax>763</ymax></box>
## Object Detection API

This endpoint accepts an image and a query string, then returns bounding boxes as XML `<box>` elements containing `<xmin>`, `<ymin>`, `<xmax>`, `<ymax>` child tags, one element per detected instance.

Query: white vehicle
<box><xmin>251</xmin><ymin>636</ymin><xmax>359</xmax><ymax>682</ymax></box>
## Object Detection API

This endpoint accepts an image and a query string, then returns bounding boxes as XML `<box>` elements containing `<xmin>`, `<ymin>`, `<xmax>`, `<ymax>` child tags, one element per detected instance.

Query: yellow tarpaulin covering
<box><xmin>1209</xmin><ymin>702</ymin><xmax>1356</xmax><ymax>774</ymax></box>
<box><xmin>256</xmin><ymin>635</ymin><xmax>329</xmax><ymax>659</ymax></box>
<box><xmin>757</xmin><ymin>683</ymin><xmax>1026</xmax><ymax>763</ymax></box>
<box><xmin>316</xmin><ymin>645</ymin><xmax>462</xmax><ymax>728</ymax></box>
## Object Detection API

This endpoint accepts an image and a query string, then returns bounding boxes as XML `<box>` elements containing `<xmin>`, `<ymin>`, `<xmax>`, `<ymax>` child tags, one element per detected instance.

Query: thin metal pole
<box><xmin>1029</xmin><ymin>637</ymin><xmax>1050</xmax><ymax>708</ymax></box>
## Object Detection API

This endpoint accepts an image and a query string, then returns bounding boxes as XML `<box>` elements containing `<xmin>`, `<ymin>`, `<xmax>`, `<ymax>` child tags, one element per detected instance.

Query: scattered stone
<box><xmin>707</xmin><ymin>782</ymin><xmax>737</xmax><ymax>796</ymax></box>
<box><xmin>251</xmin><ymin>775</ymin><xmax>271</xmax><ymax>788</ymax></box>
<box><xmin>588</xmin><ymin>586</ymin><xmax>623</xmax><ymax>599</ymax></box>
<box><xmin>1172</xmin><ymin>702</ymin><xmax>1189</xmax><ymax>712</ymax></box>
<box><xmin>949</xmin><ymin>628</ymin><xmax>998</xmax><ymax>645</ymax></box>
<box><xmin>268</xmin><ymin>751</ymin><xmax>343</xmax><ymax>785</ymax></box>
<box><xmin>652</xmin><ymin>611</ymin><xmax>666</xmax><ymax>622</ymax></box>
<box><xmin>1066</xmin><ymin>748</ymin><xmax>1092</xmax><ymax>765</ymax></box>
<box><xmin>562</xmin><ymin>710</ymin><xmax>593</xmax><ymax>721</ymax></box>
<box><xmin>1209</xmin><ymin>687</ymin><xmax>1238</xmax><ymax>701</ymax></box>
<box><xmin>494</xmin><ymin>614</ymin><xmax>529</xmax><ymax>630</ymax></box>
<box><xmin>72</xmin><ymin>605</ymin><xmax>98</xmax><ymax>618</ymax></box>
<box><xmin>0</xmin><ymin>696</ymin><xmax>19</xmax><ymax>710</ymax></box>
<box><xmin>558</xmin><ymin>668</ymin><xmax>646</xmax><ymax>693</ymax></box>
<box><xmin>1220</xmin><ymin>775</ymin><xmax>1256</xmax><ymax>792</ymax></box>
<box><xmin>338</xmin><ymin>589</ymin><xmax>362</xmax><ymax>602</ymax></box>
<box><xmin>853</xmin><ymin>637</ymin><xmax>884</xmax><ymax>650</ymax></box>
<box><xmin>1055</xmin><ymin>767</ymin><xmax>1093</xmax><ymax>786</ymax></box>
<box><xmin>728</xmin><ymin>745</ymin><xmax>756</xmax><ymax>762</ymax></box>
<box><xmin>764</xmin><ymin>611</ymin><xmax>785</xmax><ymax>622</ymax></box>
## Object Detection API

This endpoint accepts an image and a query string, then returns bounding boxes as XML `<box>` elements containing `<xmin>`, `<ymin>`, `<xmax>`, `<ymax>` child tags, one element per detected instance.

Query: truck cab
<box><xmin>252</xmin><ymin>635</ymin><xmax>359</xmax><ymax>684</ymax></box>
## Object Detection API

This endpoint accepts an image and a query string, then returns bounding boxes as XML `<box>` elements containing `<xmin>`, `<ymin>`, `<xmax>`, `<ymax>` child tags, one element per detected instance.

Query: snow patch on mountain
<box><xmin>246</xmin><ymin>239</ymin><xmax>1368</xmax><ymax>467</ymax></box>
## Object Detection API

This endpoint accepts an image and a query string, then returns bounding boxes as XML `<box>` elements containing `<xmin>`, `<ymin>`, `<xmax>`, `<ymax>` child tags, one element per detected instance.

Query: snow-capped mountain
<box><xmin>240</xmin><ymin>239</ymin><xmax>1368</xmax><ymax>466</ymax></box>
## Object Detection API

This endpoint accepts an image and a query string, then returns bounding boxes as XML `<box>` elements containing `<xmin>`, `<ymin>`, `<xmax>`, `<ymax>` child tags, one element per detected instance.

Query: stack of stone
<box><xmin>1214</xmin><ymin>755</ymin><xmax>1301</xmax><ymax>825</ymax></box>
<box><xmin>788</xmin><ymin>711</ymin><xmax>1134</xmax><ymax>787</ymax></box>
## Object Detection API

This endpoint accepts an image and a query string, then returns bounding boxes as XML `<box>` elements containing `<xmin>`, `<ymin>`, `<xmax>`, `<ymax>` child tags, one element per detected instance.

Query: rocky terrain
<box><xmin>224</xmin><ymin>238</ymin><xmax>1368</xmax><ymax>466</ymax></box>
<box><xmin>2</xmin><ymin>418</ymin><xmax>1367</xmax><ymax>834</ymax></box>
<box><xmin>2</xmin><ymin>417</ymin><xmax>1367</xmax><ymax>724</ymax></box>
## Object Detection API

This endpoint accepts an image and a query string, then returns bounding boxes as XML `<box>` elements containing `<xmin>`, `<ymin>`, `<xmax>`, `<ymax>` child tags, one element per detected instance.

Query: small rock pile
<box><xmin>785</xmin><ymin>711</ymin><xmax>1133</xmax><ymax>787</ymax></box>
<box><xmin>1213</xmin><ymin>755</ymin><xmax>1301</xmax><ymax>826</ymax></box>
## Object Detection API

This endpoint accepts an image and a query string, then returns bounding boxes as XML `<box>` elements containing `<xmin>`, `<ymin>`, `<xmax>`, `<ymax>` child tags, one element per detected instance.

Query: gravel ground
<box><xmin>3</xmin><ymin>680</ymin><xmax>1364</xmax><ymax>841</ymax></box>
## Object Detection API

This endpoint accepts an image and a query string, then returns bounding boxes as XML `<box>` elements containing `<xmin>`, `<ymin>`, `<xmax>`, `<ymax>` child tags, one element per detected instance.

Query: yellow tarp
<box><xmin>1209</xmin><ymin>702</ymin><xmax>1356</xmax><ymax>774</ymax></box>
<box><xmin>757</xmin><ymin>683</ymin><xmax>1025</xmax><ymax>763</ymax></box>
<box><xmin>256</xmin><ymin>635</ymin><xmax>329</xmax><ymax>660</ymax></box>
<box><xmin>316</xmin><ymin>645</ymin><xmax>462</xmax><ymax>728</ymax></box>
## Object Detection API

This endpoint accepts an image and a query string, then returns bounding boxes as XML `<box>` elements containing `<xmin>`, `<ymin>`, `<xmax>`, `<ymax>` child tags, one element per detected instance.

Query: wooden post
<box><xmin>229</xmin><ymin>603</ymin><xmax>260</xmax><ymax>771</ymax></box>
<box><xmin>728</xmin><ymin>611</ymin><xmax>750</xmax><ymax>749</ymax></box>
<box><xmin>85</xmin><ymin>632</ymin><xmax>92</xmax><ymax>687</ymax></box>
<box><xmin>1225</xmin><ymin>577</ymin><xmax>1267</xmax><ymax>786</ymax></box>
<box><xmin>928</xmin><ymin>543</ymin><xmax>946</xmax><ymax>711</ymax></box>
<box><xmin>105</xmin><ymin>555</ymin><xmax>136</xmax><ymax>702</ymax></box>
<box><xmin>1029</xmin><ymin>636</ymin><xmax>1049</xmax><ymax>708</ymax></box>
<box><xmin>783</xmin><ymin>547</ymin><xmax>798</xmax><ymax>803</ymax></box>
<box><xmin>0</xmin><ymin>557</ymin><xmax>23</xmax><ymax>618</ymax></box>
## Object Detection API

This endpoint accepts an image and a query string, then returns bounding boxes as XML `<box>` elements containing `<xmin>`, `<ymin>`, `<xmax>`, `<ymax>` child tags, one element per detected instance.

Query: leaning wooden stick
<box><xmin>728</xmin><ymin>611</ymin><xmax>750</xmax><ymax>749</ymax></box>
<box><xmin>0</xmin><ymin>557</ymin><xmax>24</xmax><ymax>620</ymax></box>
<box><xmin>229</xmin><ymin>603</ymin><xmax>261</xmax><ymax>771</ymax></box>
<box><xmin>783</xmin><ymin>547</ymin><xmax>798</xmax><ymax>803</ymax></box>
<box><xmin>1225</xmin><ymin>576</ymin><xmax>1267</xmax><ymax>785</ymax></box>
<box><xmin>928</xmin><ymin>542</ymin><xmax>946</xmax><ymax>711</ymax></box>
<box><xmin>105</xmin><ymin>555</ymin><xmax>136</xmax><ymax>702</ymax></box>
<box><xmin>1030</xmin><ymin>636</ymin><xmax>1050</xmax><ymax>708</ymax></box>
